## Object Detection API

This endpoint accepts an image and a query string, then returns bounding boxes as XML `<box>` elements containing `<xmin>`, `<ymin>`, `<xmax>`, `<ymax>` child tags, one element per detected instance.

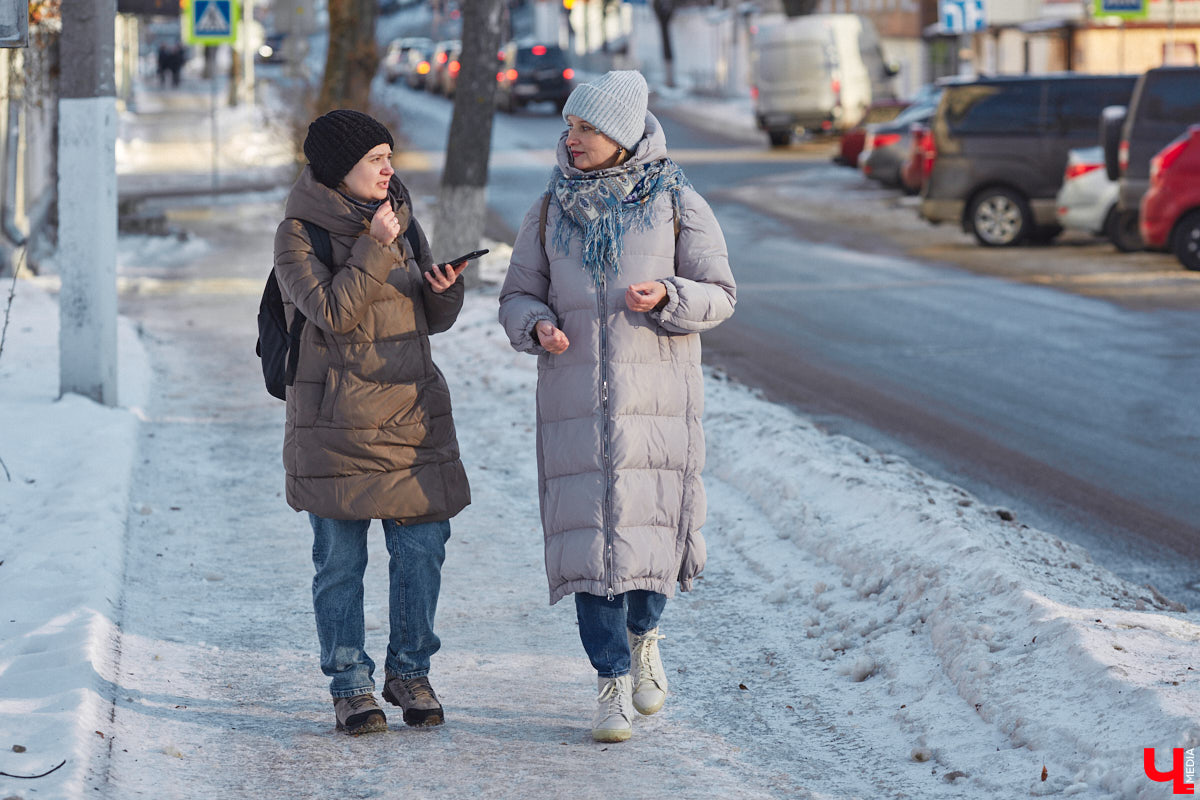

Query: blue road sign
<box><xmin>940</xmin><ymin>0</ymin><xmax>986</xmax><ymax>33</ymax></box>
<box><xmin>1095</xmin><ymin>0</ymin><xmax>1147</xmax><ymax>18</ymax></box>
<box><xmin>184</xmin><ymin>0</ymin><xmax>238</xmax><ymax>45</ymax></box>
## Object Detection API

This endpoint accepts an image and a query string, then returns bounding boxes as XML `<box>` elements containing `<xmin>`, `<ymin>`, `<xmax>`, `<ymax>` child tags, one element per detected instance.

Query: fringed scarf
<box><xmin>550</xmin><ymin>157</ymin><xmax>690</xmax><ymax>286</ymax></box>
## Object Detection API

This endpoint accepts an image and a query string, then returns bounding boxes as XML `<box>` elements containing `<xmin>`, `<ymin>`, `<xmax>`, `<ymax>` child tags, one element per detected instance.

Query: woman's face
<box><xmin>340</xmin><ymin>143</ymin><xmax>394</xmax><ymax>202</ymax></box>
<box><xmin>565</xmin><ymin>115</ymin><xmax>623</xmax><ymax>172</ymax></box>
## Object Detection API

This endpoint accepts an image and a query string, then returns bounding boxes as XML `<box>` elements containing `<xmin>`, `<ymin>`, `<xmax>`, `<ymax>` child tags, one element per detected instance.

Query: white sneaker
<box><xmin>628</xmin><ymin>628</ymin><xmax>668</xmax><ymax>715</ymax></box>
<box><xmin>591</xmin><ymin>675</ymin><xmax>634</xmax><ymax>743</ymax></box>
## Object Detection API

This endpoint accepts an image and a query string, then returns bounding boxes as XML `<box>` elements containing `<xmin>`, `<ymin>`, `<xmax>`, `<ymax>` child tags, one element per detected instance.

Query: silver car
<box><xmin>1054</xmin><ymin>146</ymin><xmax>1118</xmax><ymax>240</ymax></box>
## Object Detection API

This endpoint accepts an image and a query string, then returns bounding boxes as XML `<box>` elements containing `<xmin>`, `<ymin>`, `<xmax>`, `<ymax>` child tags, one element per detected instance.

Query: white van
<box><xmin>750</xmin><ymin>14</ymin><xmax>897</xmax><ymax>146</ymax></box>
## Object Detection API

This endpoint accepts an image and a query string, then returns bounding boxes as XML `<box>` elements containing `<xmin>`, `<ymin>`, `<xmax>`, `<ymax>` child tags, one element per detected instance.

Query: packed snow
<box><xmin>2</xmin><ymin>221</ymin><xmax>1199</xmax><ymax>797</ymax></box>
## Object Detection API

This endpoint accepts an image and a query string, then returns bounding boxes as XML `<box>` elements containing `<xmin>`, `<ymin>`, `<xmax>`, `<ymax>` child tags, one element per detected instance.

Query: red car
<box><xmin>1139</xmin><ymin>125</ymin><xmax>1200</xmax><ymax>270</ymax></box>
<box><xmin>899</xmin><ymin>122</ymin><xmax>936</xmax><ymax>195</ymax></box>
<box><xmin>835</xmin><ymin>100</ymin><xmax>908</xmax><ymax>168</ymax></box>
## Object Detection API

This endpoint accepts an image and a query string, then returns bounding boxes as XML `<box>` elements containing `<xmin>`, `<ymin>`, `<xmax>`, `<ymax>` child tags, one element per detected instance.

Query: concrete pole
<box><xmin>58</xmin><ymin>0</ymin><xmax>118</xmax><ymax>405</ymax></box>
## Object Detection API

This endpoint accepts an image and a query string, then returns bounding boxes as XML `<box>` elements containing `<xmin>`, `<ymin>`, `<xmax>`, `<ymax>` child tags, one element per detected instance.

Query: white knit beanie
<box><xmin>561</xmin><ymin>70</ymin><xmax>649</xmax><ymax>151</ymax></box>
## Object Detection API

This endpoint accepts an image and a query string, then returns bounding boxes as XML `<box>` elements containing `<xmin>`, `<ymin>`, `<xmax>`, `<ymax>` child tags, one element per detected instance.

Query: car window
<box><xmin>516</xmin><ymin>46</ymin><xmax>566</xmax><ymax>68</ymax></box>
<box><xmin>943</xmin><ymin>82</ymin><xmax>1043</xmax><ymax>134</ymax></box>
<box><xmin>1142</xmin><ymin>71</ymin><xmax>1200</xmax><ymax>123</ymax></box>
<box><xmin>1051</xmin><ymin>77</ymin><xmax>1136</xmax><ymax>134</ymax></box>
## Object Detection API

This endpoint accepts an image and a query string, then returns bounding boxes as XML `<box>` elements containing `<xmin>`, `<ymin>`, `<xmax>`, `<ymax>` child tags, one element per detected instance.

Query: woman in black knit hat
<box><xmin>273</xmin><ymin>109</ymin><xmax>473</xmax><ymax>735</ymax></box>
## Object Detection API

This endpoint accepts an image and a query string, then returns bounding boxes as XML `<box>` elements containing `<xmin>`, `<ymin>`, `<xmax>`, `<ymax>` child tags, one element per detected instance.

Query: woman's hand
<box><xmin>536</xmin><ymin>320</ymin><xmax>570</xmax><ymax>354</ymax></box>
<box><xmin>424</xmin><ymin>260</ymin><xmax>468</xmax><ymax>293</ymax></box>
<box><xmin>369</xmin><ymin>202</ymin><xmax>401</xmax><ymax>245</ymax></box>
<box><xmin>626</xmin><ymin>281</ymin><xmax>667</xmax><ymax>313</ymax></box>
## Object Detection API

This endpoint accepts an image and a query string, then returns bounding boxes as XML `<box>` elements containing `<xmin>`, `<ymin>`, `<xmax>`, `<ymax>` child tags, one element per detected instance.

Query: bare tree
<box><xmin>431</xmin><ymin>0</ymin><xmax>503</xmax><ymax>286</ymax></box>
<box><xmin>651</xmin><ymin>0</ymin><xmax>677</xmax><ymax>88</ymax></box>
<box><xmin>317</xmin><ymin>0</ymin><xmax>379</xmax><ymax>113</ymax></box>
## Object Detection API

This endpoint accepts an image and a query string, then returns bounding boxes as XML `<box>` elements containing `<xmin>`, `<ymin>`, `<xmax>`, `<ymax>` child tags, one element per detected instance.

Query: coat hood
<box><xmin>283</xmin><ymin>166</ymin><xmax>414</xmax><ymax>237</ymax></box>
<box><xmin>555</xmin><ymin>111</ymin><xmax>668</xmax><ymax>177</ymax></box>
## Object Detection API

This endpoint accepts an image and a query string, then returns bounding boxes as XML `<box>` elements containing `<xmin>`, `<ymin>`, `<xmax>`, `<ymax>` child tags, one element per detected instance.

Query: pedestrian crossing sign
<box><xmin>183</xmin><ymin>0</ymin><xmax>238</xmax><ymax>45</ymax></box>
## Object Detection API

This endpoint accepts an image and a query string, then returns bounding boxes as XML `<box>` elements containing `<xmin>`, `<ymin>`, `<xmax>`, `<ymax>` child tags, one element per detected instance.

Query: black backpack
<box><xmin>256</xmin><ymin>219</ymin><xmax>332</xmax><ymax>401</ymax></box>
<box><xmin>256</xmin><ymin>218</ymin><xmax>422</xmax><ymax>400</ymax></box>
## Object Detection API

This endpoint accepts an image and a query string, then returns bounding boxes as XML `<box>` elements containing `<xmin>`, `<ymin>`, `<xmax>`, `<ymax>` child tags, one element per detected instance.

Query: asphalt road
<box><xmin>377</xmin><ymin>78</ymin><xmax>1200</xmax><ymax>605</ymax></box>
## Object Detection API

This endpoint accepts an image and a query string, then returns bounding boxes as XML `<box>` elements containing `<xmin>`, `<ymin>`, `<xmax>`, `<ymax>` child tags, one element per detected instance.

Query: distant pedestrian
<box><xmin>272</xmin><ymin>109</ymin><xmax>472</xmax><ymax>735</ymax></box>
<box><xmin>165</xmin><ymin>42</ymin><xmax>184</xmax><ymax>86</ymax></box>
<box><xmin>498</xmin><ymin>71</ymin><xmax>736</xmax><ymax>742</ymax></box>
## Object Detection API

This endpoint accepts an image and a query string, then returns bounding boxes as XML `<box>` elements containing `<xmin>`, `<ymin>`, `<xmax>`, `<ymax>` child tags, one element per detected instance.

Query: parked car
<box><xmin>1104</xmin><ymin>67</ymin><xmax>1200</xmax><ymax>249</ymax></box>
<box><xmin>1140</xmin><ymin>125</ymin><xmax>1200</xmax><ymax>270</ymax></box>
<box><xmin>749</xmin><ymin>13</ymin><xmax>898</xmax><ymax>146</ymax></box>
<box><xmin>403</xmin><ymin>41</ymin><xmax>435</xmax><ymax>90</ymax></box>
<box><xmin>835</xmin><ymin>99</ymin><xmax>908</xmax><ymax>168</ymax></box>
<box><xmin>382</xmin><ymin>36</ymin><xmax>432</xmax><ymax>84</ymax></box>
<box><xmin>920</xmin><ymin>73</ymin><xmax>1137</xmax><ymax>247</ymax></box>
<box><xmin>495</xmin><ymin>42</ymin><xmax>573</xmax><ymax>113</ymax></box>
<box><xmin>860</xmin><ymin>92</ymin><xmax>940</xmax><ymax>188</ymax></box>
<box><xmin>256</xmin><ymin>31</ymin><xmax>286</xmax><ymax>63</ymax></box>
<box><xmin>1097</xmin><ymin>105</ymin><xmax>1141</xmax><ymax>250</ymax></box>
<box><xmin>437</xmin><ymin>41</ymin><xmax>462</xmax><ymax>96</ymax></box>
<box><xmin>899</xmin><ymin>122</ymin><xmax>935</xmax><ymax>195</ymax></box>
<box><xmin>1054</xmin><ymin>146</ymin><xmax>1120</xmax><ymax>243</ymax></box>
<box><xmin>425</xmin><ymin>40</ymin><xmax>459</xmax><ymax>93</ymax></box>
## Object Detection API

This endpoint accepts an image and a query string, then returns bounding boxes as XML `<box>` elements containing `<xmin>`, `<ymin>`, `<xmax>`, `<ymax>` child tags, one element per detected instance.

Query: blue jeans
<box><xmin>574</xmin><ymin>590</ymin><xmax>667</xmax><ymax>679</ymax></box>
<box><xmin>309</xmin><ymin>515</ymin><xmax>450</xmax><ymax>698</ymax></box>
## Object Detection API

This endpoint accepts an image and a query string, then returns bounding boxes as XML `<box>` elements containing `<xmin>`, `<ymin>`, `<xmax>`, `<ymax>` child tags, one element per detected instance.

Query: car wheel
<box><xmin>1106</xmin><ymin>208</ymin><xmax>1143</xmax><ymax>252</ymax></box>
<box><xmin>767</xmin><ymin>130</ymin><xmax>790</xmax><ymax>147</ymax></box>
<box><xmin>1171</xmin><ymin>209</ymin><xmax>1200</xmax><ymax>271</ymax></box>
<box><xmin>968</xmin><ymin>187</ymin><xmax>1031</xmax><ymax>247</ymax></box>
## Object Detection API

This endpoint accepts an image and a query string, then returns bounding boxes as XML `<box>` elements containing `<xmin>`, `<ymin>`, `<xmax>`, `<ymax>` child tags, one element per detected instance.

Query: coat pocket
<box><xmin>317</xmin><ymin>367</ymin><xmax>342</xmax><ymax>424</ymax></box>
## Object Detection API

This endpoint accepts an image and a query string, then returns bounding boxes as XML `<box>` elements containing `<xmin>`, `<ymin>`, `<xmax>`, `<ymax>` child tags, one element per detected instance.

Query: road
<box><xmin>374</xmin><ymin>77</ymin><xmax>1200</xmax><ymax>605</ymax></box>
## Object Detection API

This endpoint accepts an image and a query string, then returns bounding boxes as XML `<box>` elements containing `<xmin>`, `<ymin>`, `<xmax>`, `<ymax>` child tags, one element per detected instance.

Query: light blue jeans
<box><xmin>575</xmin><ymin>590</ymin><xmax>667</xmax><ymax>679</ymax></box>
<box><xmin>309</xmin><ymin>515</ymin><xmax>450</xmax><ymax>698</ymax></box>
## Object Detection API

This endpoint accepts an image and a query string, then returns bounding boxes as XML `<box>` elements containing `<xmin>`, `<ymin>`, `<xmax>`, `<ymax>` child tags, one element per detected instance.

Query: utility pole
<box><xmin>58</xmin><ymin>0</ymin><xmax>118</xmax><ymax>405</ymax></box>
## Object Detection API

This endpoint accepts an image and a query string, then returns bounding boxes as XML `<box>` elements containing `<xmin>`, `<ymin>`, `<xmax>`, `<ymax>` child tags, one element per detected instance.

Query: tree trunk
<box><xmin>652</xmin><ymin>0</ymin><xmax>675</xmax><ymax>88</ymax></box>
<box><xmin>432</xmin><ymin>0</ymin><xmax>503</xmax><ymax>288</ymax></box>
<box><xmin>317</xmin><ymin>0</ymin><xmax>379</xmax><ymax>114</ymax></box>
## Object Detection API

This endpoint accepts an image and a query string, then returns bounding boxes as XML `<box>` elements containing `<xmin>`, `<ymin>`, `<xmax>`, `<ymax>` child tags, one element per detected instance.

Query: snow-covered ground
<box><xmin>2</xmin><ymin>222</ymin><xmax>1199</xmax><ymax>797</ymax></box>
<box><xmin>3</xmin><ymin>37</ymin><xmax>1200</xmax><ymax>798</ymax></box>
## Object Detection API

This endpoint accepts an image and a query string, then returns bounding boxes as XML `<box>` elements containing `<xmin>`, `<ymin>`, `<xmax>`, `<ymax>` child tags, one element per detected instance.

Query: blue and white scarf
<box><xmin>550</xmin><ymin>157</ymin><xmax>690</xmax><ymax>286</ymax></box>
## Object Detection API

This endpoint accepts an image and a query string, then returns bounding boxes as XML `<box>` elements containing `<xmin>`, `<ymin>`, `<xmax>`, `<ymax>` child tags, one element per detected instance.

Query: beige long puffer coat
<box><xmin>273</xmin><ymin>168</ymin><xmax>470</xmax><ymax>523</ymax></box>
<box><xmin>499</xmin><ymin>113</ymin><xmax>736</xmax><ymax>605</ymax></box>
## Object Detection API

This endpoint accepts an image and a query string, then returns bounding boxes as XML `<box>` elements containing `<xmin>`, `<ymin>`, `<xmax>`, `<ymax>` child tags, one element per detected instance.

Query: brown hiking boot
<box><xmin>382</xmin><ymin>674</ymin><xmax>444</xmax><ymax>727</ymax></box>
<box><xmin>332</xmin><ymin>693</ymin><xmax>387</xmax><ymax>735</ymax></box>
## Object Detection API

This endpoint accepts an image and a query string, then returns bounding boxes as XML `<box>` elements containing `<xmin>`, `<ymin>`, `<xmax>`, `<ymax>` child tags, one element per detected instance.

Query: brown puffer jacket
<box><xmin>272</xmin><ymin>167</ymin><xmax>470</xmax><ymax>523</ymax></box>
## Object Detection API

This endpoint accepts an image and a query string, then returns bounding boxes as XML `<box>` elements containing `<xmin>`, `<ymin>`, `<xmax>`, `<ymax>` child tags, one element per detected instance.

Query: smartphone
<box><xmin>445</xmin><ymin>248</ymin><xmax>489</xmax><ymax>266</ymax></box>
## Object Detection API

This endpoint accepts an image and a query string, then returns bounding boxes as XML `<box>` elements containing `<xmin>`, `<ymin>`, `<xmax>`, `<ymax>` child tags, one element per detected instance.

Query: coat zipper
<box><xmin>598</xmin><ymin>269</ymin><xmax>614</xmax><ymax>601</ymax></box>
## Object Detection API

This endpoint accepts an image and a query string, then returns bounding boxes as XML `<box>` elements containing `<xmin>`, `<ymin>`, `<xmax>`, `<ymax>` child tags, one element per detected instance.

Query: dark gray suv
<box><xmin>1103</xmin><ymin>67</ymin><xmax>1200</xmax><ymax>250</ymax></box>
<box><xmin>921</xmin><ymin>73</ymin><xmax>1137</xmax><ymax>247</ymax></box>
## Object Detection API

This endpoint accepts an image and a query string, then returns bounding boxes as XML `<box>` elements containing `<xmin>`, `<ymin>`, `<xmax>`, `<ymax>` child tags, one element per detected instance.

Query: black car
<box><xmin>1102</xmin><ymin>67</ymin><xmax>1200</xmax><ymax>250</ymax></box>
<box><xmin>496</xmin><ymin>42</ymin><xmax>573</xmax><ymax>113</ymax></box>
<box><xmin>920</xmin><ymin>73</ymin><xmax>1137</xmax><ymax>247</ymax></box>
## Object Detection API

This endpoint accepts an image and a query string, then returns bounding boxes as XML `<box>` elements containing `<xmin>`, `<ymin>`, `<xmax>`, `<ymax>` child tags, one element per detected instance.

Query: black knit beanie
<box><xmin>303</xmin><ymin>109</ymin><xmax>394</xmax><ymax>188</ymax></box>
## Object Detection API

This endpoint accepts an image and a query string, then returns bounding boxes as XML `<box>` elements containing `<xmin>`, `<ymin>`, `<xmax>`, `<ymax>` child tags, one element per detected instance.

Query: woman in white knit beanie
<box><xmin>499</xmin><ymin>70</ymin><xmax>737</xmax><ymax>743</ymax></box>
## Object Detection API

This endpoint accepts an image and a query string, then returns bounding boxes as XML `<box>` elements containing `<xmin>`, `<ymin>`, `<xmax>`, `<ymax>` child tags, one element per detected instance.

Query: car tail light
<box><xmin>1151</xmin><ymin>138</ymin><xmax>1188</xmax><ymax>182</ymax></box>
<box><xmin>821</xmin><ymin>120</ymin><xmax>832</xmax><ymax>131</ymax></box>
<box><xmin>919</xmin><ymin>129</ymin><xmax>936</xmax><ymax>177</ymax></box>
<box><xmin>563</xmin><ymin>68</ymin><xmax>575</xmax><ymax>80</ymax></box>
<box><xmin>417</xmin><ymin>61</ymin><xmax>431</xmax><ymax>75</ymax></box>
<box><xmin>532</xmin><ymin>45</ymin><xmax>547</xmax><ymax>56</ymax></box>
<box><xmin>496</xmin><ymin>71</ymin><xmax>505</xmax><ymax>83</ymax></box>
<box><xmin>750</xmin><ymin>85</ymin><xmax>758</xmax><ymax>100</ymax></box>
<box><xmin>437</xmin><ymin>51</ymin><xmax>448</xmax><ymax>65</ymax></box>
<box><xmin>1065</xmin><ymin>162</ymin><xmax>1103</xmax><ymax>180</ymax></box>
<box><xmin>506</xmin><ymin>68</ymin><xmax>518</xmax><ymax>82</ymax></box>
<box><xmin>831</xmin><ymin>79</ymin><xmax>840</xmax><ymax>94</ymax></box>
<box><xmin>448</xmin><ymin>60</ymin><xmax>460</xmax><ymax>75</ymax></box>
<box><xmin>871</xmin><ymin>132</ymin><xmax>902</xmax><ymax>149</ymax></box>
<box><xmin>1118</xmin><ymin>139</ymin><xmax>1129</xmax><ymax>175</ymax></box>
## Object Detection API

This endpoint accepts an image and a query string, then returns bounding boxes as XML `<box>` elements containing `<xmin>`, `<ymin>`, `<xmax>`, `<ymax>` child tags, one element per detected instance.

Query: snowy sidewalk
<box><xmin>2</xmin><ymin>74</ymin><xmax>1200</xmax><ymax>799</ymax></box>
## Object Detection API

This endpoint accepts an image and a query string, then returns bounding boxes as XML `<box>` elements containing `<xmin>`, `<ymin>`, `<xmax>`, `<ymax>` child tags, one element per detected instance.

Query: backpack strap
<box><xmin>538</xmin><ymin>192</ymin><xmax>550</xmax><ymax>251</ymax></box>
<box><xmin>284</xmin><ymin>220</ymin><xmax>332</xmax><ymax>389</ymax></box>
<box><xmin>404</xmin><ymin>219</ymin><xmax>421</xmax><ymax>262</ymax></box>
